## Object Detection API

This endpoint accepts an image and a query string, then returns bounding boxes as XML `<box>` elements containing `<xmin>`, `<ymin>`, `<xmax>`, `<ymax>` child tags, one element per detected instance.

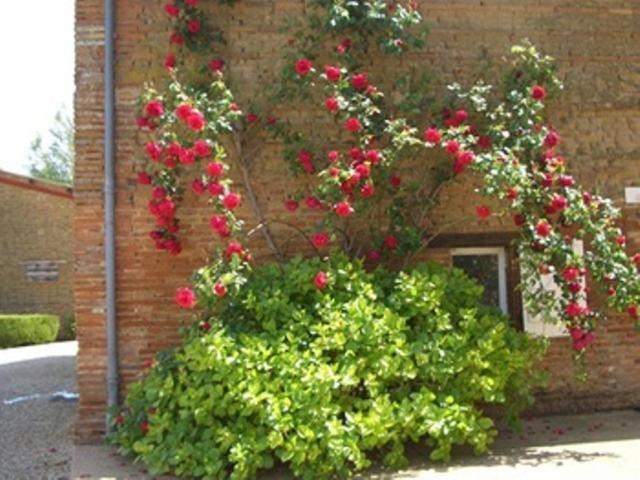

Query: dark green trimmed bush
<box><xmin>111</xmin><ymin>256</ymin><xmax>547</xmax><ymax>479</ymax></box>
<box><xmin>0</xmin><ymin>314</ymin><xmax>60</xmax><ymax>348</ymax></box>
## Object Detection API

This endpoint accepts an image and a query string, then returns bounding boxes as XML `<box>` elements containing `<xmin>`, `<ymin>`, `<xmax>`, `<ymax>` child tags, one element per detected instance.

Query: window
<box><xmin>452</xmin><ymin>247</ymin><xmax>508</xmax><ymax>314</ymax></box>
<box><xmin>428</xmin><ymin>232</ymin><xmax>523</xmax><ymax>328</ymax></box>
<box><xmin>24</xmin><ymin>261</ymin><xmax>60</xmax><ymax>282</ymax></box>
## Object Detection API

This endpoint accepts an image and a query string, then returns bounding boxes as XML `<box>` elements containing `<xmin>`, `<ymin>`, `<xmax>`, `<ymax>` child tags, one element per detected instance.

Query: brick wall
<box><xmin>74</xmin><ymin>0</ymin><xmax>640</xmax><ymax>442</ymax></box>
<box><xmin>0</xmin><ymin>171</ymin><xmax>74</xmax><ymax>319</ymax></box>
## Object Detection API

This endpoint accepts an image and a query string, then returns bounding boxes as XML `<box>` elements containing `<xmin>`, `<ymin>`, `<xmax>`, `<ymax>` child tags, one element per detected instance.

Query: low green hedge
<box><xmin>0</xmin><ymin>314</ymin><xmax>60</xmax><ymax>348</ymax></box>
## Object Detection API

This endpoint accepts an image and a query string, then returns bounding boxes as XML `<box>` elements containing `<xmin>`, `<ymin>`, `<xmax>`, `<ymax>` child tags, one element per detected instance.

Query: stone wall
<box><xmin>0</xmin><ymin>170</ymin><xmax>74</xmax><ymax>319</ymax></box>
<box><xmin>74</xmin><ymin>0</ymin><xmax>640</xmax><ymax>441</ymax></box>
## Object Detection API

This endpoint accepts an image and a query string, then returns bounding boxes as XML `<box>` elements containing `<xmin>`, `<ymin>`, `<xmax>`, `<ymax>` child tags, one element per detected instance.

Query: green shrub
<box><xmin>111</xmin><ymin>256</ymin><xmax>546</xmax><ymax>479</ymax></box>
<box><xmin>0</xmin><ymin>314</ymin><xmax>60</xmax><ymax>348</ymax></box>
<box><xmin>58</xmin><ymin>314</ymin><xmax>77</xmax><ymax>341</ymax></box>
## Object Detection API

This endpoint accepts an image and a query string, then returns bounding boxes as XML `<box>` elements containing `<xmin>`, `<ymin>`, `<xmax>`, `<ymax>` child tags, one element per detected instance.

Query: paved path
<box><xmin>73</xmin><ymin>409</ymin><xmax>640</xmax><ymax>479</ymax></box>
<box><xmin>0</xmin><ymin>341</ymin><xmax>78</xmax><ymax>480</ymax></box>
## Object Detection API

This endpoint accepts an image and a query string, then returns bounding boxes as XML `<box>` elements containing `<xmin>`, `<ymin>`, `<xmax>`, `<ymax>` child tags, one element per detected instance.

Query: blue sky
<box><xmin>0</xmin><ymin>1</ymin><xmax>75</xmax><ymax>175</ymax></box>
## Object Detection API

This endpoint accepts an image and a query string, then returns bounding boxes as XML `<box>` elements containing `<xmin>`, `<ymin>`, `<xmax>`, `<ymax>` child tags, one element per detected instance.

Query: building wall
<box><xmin>74</xmin><ymin>0</ymin><xmax>640</xmax><ymax>441</ymax></box>
<box><xmin>0</xmin><ymin>172</ymin><xmax>74</xmax><ymax>319</ymax></box>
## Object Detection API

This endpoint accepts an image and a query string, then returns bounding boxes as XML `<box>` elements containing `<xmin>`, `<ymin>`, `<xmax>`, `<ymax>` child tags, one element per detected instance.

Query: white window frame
<box><xmin>451</xmin><ymin>247</ymin><xmax>508</xmax><ymax>314</ymax></box>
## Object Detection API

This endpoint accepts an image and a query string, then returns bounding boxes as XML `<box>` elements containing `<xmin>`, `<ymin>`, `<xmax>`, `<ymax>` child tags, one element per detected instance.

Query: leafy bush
<box><xmin>111</xmin><ymin>256</ymin><xmax>546</xmax><ymax>479</ymax></box>
<box><xmin>0</xmin><ymin>314</ymin><xmax>60</xmax><ymax>348</ymax></box>
<box><xmin>58</xmin><ymin>314</ymin><xmax>77</xmax><ymax>341</ymax></box>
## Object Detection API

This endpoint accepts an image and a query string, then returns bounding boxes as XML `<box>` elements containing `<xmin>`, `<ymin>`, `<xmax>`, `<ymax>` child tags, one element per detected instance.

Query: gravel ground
<box><xmin>0</xmin><ymin>342</ymin><xmax>77</xmax><ymax>480</ymax></box>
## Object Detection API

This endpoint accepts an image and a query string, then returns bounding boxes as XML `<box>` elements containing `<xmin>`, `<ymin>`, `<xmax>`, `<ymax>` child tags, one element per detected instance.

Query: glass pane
<box><xmin>453</xmin><ymin>254</ymin><xmax>500</xmax><ymax>309</ymax></box>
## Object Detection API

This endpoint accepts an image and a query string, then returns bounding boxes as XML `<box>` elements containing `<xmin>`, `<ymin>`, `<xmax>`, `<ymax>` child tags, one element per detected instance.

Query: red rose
<box><xmin>550</xmin><ymin>194</ymin><xmax>568</xmax><ymax>212</ymax></box>
<box><xmin>565</xmin><ymin>302</ymin><xmax>584</xmax><ymax>317</ymax></box>
<box><xmin>360</xmin><ymin>183</ymin><xmax>375</xmax><ymax>198</ymax></box>
<box><xmin>367</xmin><ymin>250</ymin><xmax>381</xmax><ymax>262</ymax></box>
<box><xmin>345</xmin><ymin>117</ymin><xmax>362</xmax><ymax>133</ymax></box>
<box><xmin>222</xmin><ymin>192</ymin><xmax>241</xmax><ymax>210</ymax></box>
<box><xmin>558</xmin><ymin>175</ymin><xmax>575</xmax><ymax>187</ymax></box>
<box><xmin>295</xmin><ymin>58</ymin><xmax>313</xmax><ymax>76</ymax></box>
<box><xmin>213</xmin><ymin>282</ymin><xmax>228</xmax><ymax>298</ymax></box>
<box><xmin>191</xmin><ymin>178</ymin><xmax>206</xmax><ymax>194</ymax></box>
<box><xmin>179</xmin><ymin>149</ymin><xmax>196</xmax><ymax>165</ymax></box>
<box><xmin>209</xmin><ymin>214</ymin><xmax>227</xmax><ymax>232</ymax></box>
<box><xmin>569</xmin><ymin>327</ymin><xmax>594</xmax><ymax>351</ymax></box>
<box><xmin>384</xmin><ymin>234</ymin><xmax>398</xmax><ymax>251</ymax></box>
<box><xmin>284</xmin><ymin>199</ymin><xmax>299</xmax><ymax>212</ymax></box>
<box><xmin>164</xmin><ymin>3</ymin><xmax>179</xmax><ymax>17</ymax></box>
<box><xmin>175</xmin><ymin>287</ymin><xmax>197</xmax><ymax>309</ymax></box>
<box><xmin>513</xmin><ymin>214</ymin><xmax>526</xmax><ymax>227</ymax></box>
<box><xmin>187</xmin><ymin>111</ymin><xmax>206</xmax><ymax>131</ymax></box>
<box><xmin>506</xmin><ymin>187</ymin><xmax>518</xmax><ymax>201</ymax></box>
<box><xmin>336</xmin><ymin>38</ymin><xmax>351</xmax><ymax>54</ymax></box>
<box><xmin>445</xmin><ymin>140</ymin><xmax>460</xmax><ymax>155</ymax></box>
<box><xmin>327</xmin><ymin>150</ymin><xmax>340</xmax><ymax>162</ymax></box>
<box><xmin>145</xmin><ymin>100</ymin><xmax>164</xmax><ymax>118</ymax></box>
<box><xmin>175</xmin><ymin>103</ymin><xmax>193</xmax><ymax>121</ymax></box>
<box><xmin>628</xmin><ymin>304</ymin><xmax>639</xmax><ymax>318</ymax></box>
<box><xmin>314</xmin><ymin>271</ymin><xmax>329</xmax><ymax>289</ymax></box>
<box><xmin>225</xmin><ymin>241</ymin><xmax>244</xmax><ymax>258</ymax></box>
<box><xmin>452</xmin><ymin>158</ymin><xmax>467</xmax><ymax>175</ymax></box>
<box><xmin>616</xmin><ymin>235</ymin><xmax>626</xmax><ymax>246</ymax></box>
<box><xmin>137</xmin><ymin>172</ymin><xmax>152</xmax><ymax>185</ymax></box>
<box><xmin>453</xmin><ymin>109</ymin><xmax>468</xmax><ymax>126</ymax></box>
<box><xmin>390</xmin><ymin>175</ymin><xmax>402</xmax><ymax>188</ymax></box>
<box><xmin>540</xmin><ymin>173</ymin><xmax>554</xmax><ymax>188</ymax></box>
<box><xmin>329</xmin><ymin>167</ymin><xmax>340</xmax><ymax>177</ymax></box>
<box><xmin>311</xmin><ymin>232</ymin><xmax>330</xmax><ymax>248</ymax></box>
<box><xmin>246</xmin><ymin>112</ymin><xmax>260</xmax><ymax>124</ymax></box>
<box><xmin>325</xmin><ymin>97</ymin><xmax>340</xmax><ymax>113</ymax></box>
<box><xmin>324</xmin><ymin>65</ymin><xmax>341</xmax><ymax>82</ymax></box>
<box><xmin>475</xmin><ymin>206</ymin><xmax>491</xmax><ymax>219</ymax></box>
<box><xmin>169</xmin><ymin>33</ymin><xmax>184</xmax><ymax>45</ymax></box>
<box><xmin>335</xmin><ymin>201</ymin><xmax>353</xmax><ymax>217</ymax></box>
<box><xmin>193</xmin><ymin>139</ymin><xmax>211</xmax><ymax>158</ymax></box>
<box><xmin>206</xmin><ymin>162</ymin><xmax>225</xmax><ymax>177</ymax></box>
<box><xmin>633</xmin><ymin>253</ymin><xmax>640</xmax><ymax>266</ymax></box>
<box><xmin>164</xmin><ymin>53</ymin><xmax>176</xmax><ymax>70</ymax></box>
<box><xmin>187</xmin><ymin>19</ymin><xmax>201</xmax><ymax>33</ymax></box>
<box><xmin>305</xmin><ymin>196</ymin><xmax>322</xmax><ymax>209</ymax></box>
<box><xmin>229</xmin><ymin>102</ymin><xmax>240</xmax><ymax>112</ymax></box>
<box><xmin>477</xmin><ymin>135</ymin><xmax>492</xmax><ymax>149</ymax></box>
<box><xmin>544</xmin><ymin>130</ymin><xmax>560</xmax><ymax>148</ymax></box>
<box><xmin>156</xmin><ymin>199</ymin><xmax>176</xmax><ymax>218</ymax></box>
<box><xmin>349</xmin><ymin>148</ymin><xmax>364</xmax><ymax>161</ymax></box>
<box><xmin>356</xmin><ymin>163</ymin><xmax>370</xmax><ymax>178</ymax></box>
<box><xmin>366</xmin><ymin>150</ymin><xmax>381</xmax><ymax>164</ymax></box>
<box><xmin>351</xmin><ymin>73</ymin><xmax>369</xmax><ymax>91</ymax></box>
<box><xmin>423</xmin><ymin>127</ymin><xmax>441</xmax><ymax>145</ymax></box>
<box><xmin>582</xmin><ymin>191</ymin><xmax>592</xmax><ymax>206</ymax></box>
<box><xmin>536</xmin><ymin>220</ymin><xmax>552</xmax><ymax>237</ymax></box>
<box><xmin>152</xmin><ymin>186</ymin><xmax>166</xmax><ymax>199</ymax></box>
<box><xmin>209</xmin><ymin>58</ymin><xmax>225</xmax><ymax>72</ymax></box>
<box><xmin>298</xmin><ymin>150</ymin><xmax>315</xmax><ymax>174</ymax></box>
<box><xmin>145</xmin><ymin>142</ymin><xmax>163</xmax><ymax>161</ymax></box>
<box><xmin>207</xmin><ymin>182</ymin><xmax>223</xmax><ymax>196</ymax></box>
<box><xmin>531</xmin><ymin>85</ymin><xmax>546</xmax><ymax>101</ymax></box>
<box><xmin>457</xmin><ymin>150</ymin><xmax>475</xmax><ymax>167</ymax></box>
<box><xmin>567</xmin><ymin>282</ymin><xmax>582</xmax><ymax>294</ymax></box>
<box><xmin>562</xmin><ymin>266</ymin><xmax>580</xmax><ymax>282</ymax></box>
<box><xmin>140</xmin><ymin>421</ymin><xmax>150</xmax><ymax>434</ymax></box>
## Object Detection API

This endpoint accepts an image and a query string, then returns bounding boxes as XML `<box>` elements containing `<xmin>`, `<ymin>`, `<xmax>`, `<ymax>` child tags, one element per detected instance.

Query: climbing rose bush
<box><xmin>111</xmin><ymin>257</ymin><xmax>546</xmax><ymax>479</ymax></box>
